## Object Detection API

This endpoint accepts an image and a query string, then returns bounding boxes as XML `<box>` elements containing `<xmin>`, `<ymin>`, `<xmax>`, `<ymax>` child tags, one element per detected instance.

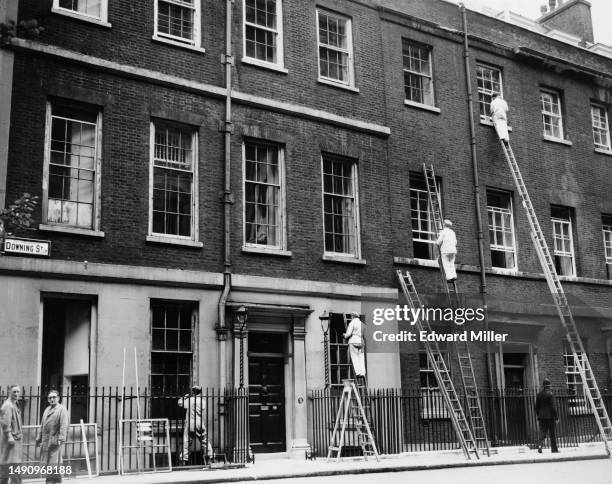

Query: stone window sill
<box><xmin>39</xmin><ymin>223</ymin><xmax>105</xmax><ymax>238</ymax></box>
<box><xmin>480</xmin><ymin>118</ymin><xmax>513</xmax><ymax>131</ymax></box>
<box><xmin>543</xmin><ymin>135</ymin><xmax>572</xmax><ymax>146</ymax></box>
<box><xmin>152</xmin><ymin>35</ymin><xmax>206</xmax><ymax>54</ymax></box>
<box><xmin>242</xmin><ymin>245</ymin><xmax>292</xmax><ymax>257</ymax></box>
<box><xmin>322</xmin><ymin>254</ymin><xmax>366</xmax><ymax>265</ymax></box>
<box><xmin>404</xmin><ymin>100</ymin><xmax>440</xmax><ymax>114</ymax></box>
<box><xmin>241</xmin><ymin>57</ymin><xmax>288</xmax><ymax>74</ymax></box>
<box><xmin>51</xmin><ymin>7</ymin><xmax>112</xmax><ymax>27</ymax></box>
<box><xmin>146</xmin><ymin>235</ymin><xmax>203</xmax><ymax>248</ymax></box>
<box><xmin>594</xmin><ymin>147</ymin><xmax>612</xmax><ymax>156</ymax></box>
<box><xmin>317</xmin><ymin>78</ymin><xmax>359</xmax><ymax>93</ymax></box>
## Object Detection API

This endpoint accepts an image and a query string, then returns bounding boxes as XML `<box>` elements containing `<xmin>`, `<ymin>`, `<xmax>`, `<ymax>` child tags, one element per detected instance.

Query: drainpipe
<box><xmin>216</xmin><ymin>0</ymin><xmax>235</xmax><ymax>389</ymax></box>
<box><xmin>459</xmin><ymin>4</ymin><xmax>494</xmax><ymax>392</ymax></box>
<box><xmin>0</xmin><ymin>0</ymin><xmax>19</xmax><ymax>209</ymax></box>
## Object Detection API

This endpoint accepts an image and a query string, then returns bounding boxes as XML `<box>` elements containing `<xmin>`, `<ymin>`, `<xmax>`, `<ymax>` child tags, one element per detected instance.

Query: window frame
<box><xmin>242</xmin><ymin>139</ymin><xmax>287</xmax><ymax>251</ymax></box>
<box><xmin>476</xmin><ymin>63</ymin><xmax>503</xmax><ymax>121</ymax></box>
<box><xmin>487</xmin><ymin>189</ymin><xmax>517</xmax><ymax>272</ymax></box>
<box><xmin>42</xmin><ymin>101</ymin><xmax>103</xmax><ymax>234</ymax></box>
<box><xmin>562</xmin><ymin>344</ymin><xmax>590</xmax><ymax>415</ymax></box>
<box><xmin>52</xmin><ymin>0</ymin><xmax>110</xmax><ymax>25</ymax></box>
<box><xmin>602</xmin><ymin>215</ymin><xmax>612</xmax><ymax>279</ymax></box>
<box><xmin>419</xmin><ymin>351</ymin><xmax>450</xmax><ymax>419</ymax></box>
<box><xmin>242</xmin><ymin>0</ymin><xmax>285</xmax><ymax>70</ymax></box>
<box><xmin>150</xmin><ymin>300</ymin><xmax>197</xmax><ymax>419</ymax></box>
<box><xmin>591</xmin><ymin>103</ymin><xmax>611</xmax><ymax>152</ymax></box>
<box><xmin>551</xmin><ymin>206</ymin><xmax>576</xmax><ymax>277</ymax></box>
<box><xmin>402</xmin><ymin>39</ymin><xmax>435</xmax><ymax>108</ymax></box>
<box><xmin>409</xmin><ymin>173</ymin><xmax>438</xmax><ymax>261</ymax></box>
<box><xmin>540</xmin><ymin>88</ymin><xmax>564</xmax><ymax>140</ymax></box>
<box><xmin>321</xmin><ymin>154</ymin><xmax>361</xmax><ymax>259</ymax></box>
<box><xmin>153</xmin><ymin>0</ymin><xmax>202</xmax><ymax>50</ymax></box>
<box><xmin>316</xmin><ymin>8</ymin><xmax>355</xmax><ymax>88</ymax></box>
<box><xmin>327</xmin><ymin>313</ymin><xmax>355</xmax><ymax>387</ymax></box>
<box><xmin>148</xmin><ymin>120</ymin><xmax>200</xmax><ymax>244</ymax></box>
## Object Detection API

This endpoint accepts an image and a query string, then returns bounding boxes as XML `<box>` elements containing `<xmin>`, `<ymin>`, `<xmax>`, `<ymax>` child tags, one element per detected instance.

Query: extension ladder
<box><xmin>396</xmin><ymin>269</ymin><xmax>480</xmax><ymax>459</ymax></box>
<box><xmin>422</xmin><ymin>164</ymin><xmax>491</xmax><ymax>455</ymax></box>
<box><xmin>500</xmin><ymin>140</ymin><xmax>612</xmax><ymax>454</ymax></box>
<box><xmin>327</xmin><ymin>379</ymin><xmax>379</xmax><ymax>461</ymax></box>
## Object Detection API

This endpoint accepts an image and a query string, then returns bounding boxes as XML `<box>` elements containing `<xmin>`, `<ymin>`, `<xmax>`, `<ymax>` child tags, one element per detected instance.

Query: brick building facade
<box><xmin>0</xmin><ymin>0</ymin><xmax>611</xmax><ymax>459</ymax></box>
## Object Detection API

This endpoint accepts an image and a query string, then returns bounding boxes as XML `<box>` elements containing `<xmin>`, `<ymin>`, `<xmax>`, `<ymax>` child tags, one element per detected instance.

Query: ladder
<box><xmin>422</xmin><ymin>164</ymin><xmax>491</xmax><ymax>456</ymax></box>
<box><xmin>327</xmin><ymin>379</ymin><xmax>379</xmax><ymax>462</ymax></box>
<box><xmin>396</xmin><ymin>269</ymin><xmax>480</xmax><ymax>459</ymax></box>
<box><xmin>422</xmin><ymin>164</ymin><xmax>457</xmax><ymax>303</ymax></box>
<box><xmin>500</xmin><ymin>141</ymin><xmax>612</xmax><ymax>454</ymax></box>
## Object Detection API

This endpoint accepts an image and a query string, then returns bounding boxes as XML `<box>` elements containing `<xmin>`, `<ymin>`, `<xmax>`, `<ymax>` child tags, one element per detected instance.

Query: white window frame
<box><xmin>402</xmin><ymin>40</ymin><xmax>434</xmax><ymax>107</ymax></box>
<box><xmin>42</xmin><ymin>101</ymin><xmax>103</xmax><ymax>234</ymax></box>
<box><xmin>242</xmin><ymin>0</ymin><xmax>284</xmax><ymax>70</ymax></box>
<box><xmin>552</xmin><ymin>207</ymin><xmax>576</xmax><ymax>277</ymax></box>
<box><xmin>409</xmin><ymin>175</ymin><xmax>438</xmax><ymax>261</ymax></box>
<box><xmin>487</xmin><ymin>190</ymin><xmax>517</xmax><ymax>272</ymax></box>
<box><xmin>150</xmin><ymin>300</ymin><xmax>197</xmax><ymax>418</ymax></box>
<box><xmin>541</xmin><ymin>89</ymin><xmax>564</xmax><ymax>140</ymax></box>
<box><xmin>52</xmin><ymin>0</ymin><xmax>110</xmax><ymax>26</ymax></box>
<box><xmin>148</xmin><ymin>121</ymin><xmax>199</xmax><ymax>245</ymax></box>
<box><xmin>321</xmin><ymin>154</ymin><xmax>361</xmax><ymax>259</ymax></box>
<box><xmin>242</xmin><ymin>140</ymin><xmax>287</xmax><ymax>251</ymax></box>
<box><xmin>563</xmin><ymin>348</ymin><xmax>590</xmax><ymax>415</ymax></box>
<box><xmin>419</xmin><ymin>352</ymin><xmax>450</xmax><ymax>419</ymax></box>
<box><xmin>328</xmin><ymin>313</ymin><xmax>355</xmax><ymax>387</ymax></box>
<box><xmin>153</xmin><ymin>0</ymin><xmax>202</xmax><ymax>51</ymax></box>
<box><xmin>316</xmin><ymin>8</ymin><xmax>355</xmax><ymax>88</ymax></box>
<box><xmin>591</xmin><ymin>103</ymin><xmax>611</xmax><ymax>152</ymax></box>
<box><xmin>477</xmin><ymin>63</ymin><xmax>503</xmax><ymax>121</ymax></box>
<box><xmin>602</xmin><ymin>216</ymin><xmax>612</xmax><ymax>278</ymax></box>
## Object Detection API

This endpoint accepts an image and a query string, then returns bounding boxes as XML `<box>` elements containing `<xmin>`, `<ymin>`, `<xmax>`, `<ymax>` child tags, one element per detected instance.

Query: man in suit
<box><xmin>535</xmin><ymin>378</ymin><xmax>559</xmax><ymax>453</ymax></box>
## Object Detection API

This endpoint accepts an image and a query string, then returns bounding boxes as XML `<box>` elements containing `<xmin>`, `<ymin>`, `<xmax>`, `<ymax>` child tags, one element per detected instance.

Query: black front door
<box><xmin>503</xmin><ymin>354</ymin><xmax>527</xmax><ymax>443</ymax></box>
<box><xmin>248</xmin><ymin>332</ymin><xmax>286</xmax><ymax>453</ymax></box>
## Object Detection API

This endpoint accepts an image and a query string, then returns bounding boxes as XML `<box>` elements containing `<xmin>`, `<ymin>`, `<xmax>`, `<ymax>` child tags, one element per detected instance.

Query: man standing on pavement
<box><xmin>178</xmin><ymin>386</ymin><xmax>213</xmax><ymax>464</ymax></box>
<box><xmin>36</xmin><ymin>390</ymin><xmax>69</xmax><ymax>483</ymax></box>
<box><xmin>436</xmin><ymin>219</ymin><xmax>458</xmax><ymax>283</ymax></box>
<box><xmin>0</xmin><ymin>385</ymin><xmax>23</xmax><ymax>484</ymax></box>
<box><xmin>490</xmin><ymin>93</ymin><xmax>510</xmax><ymax>145</ymax></box>
<box><xmin>535</xmin><ymin>378</ymin><xmax>559</xmax><ymax>453</ymax></box>
<box><xmin>344</xmin><ymin>312</ymin><xmax>366</xmax><ymax>385</ymax></box>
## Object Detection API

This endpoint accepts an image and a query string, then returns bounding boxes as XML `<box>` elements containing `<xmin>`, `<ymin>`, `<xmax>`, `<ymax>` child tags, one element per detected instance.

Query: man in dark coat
<box><xmin>535</xmin><ymin>378</ymin><xmax>559</xmax><ymax>453</ymax></box>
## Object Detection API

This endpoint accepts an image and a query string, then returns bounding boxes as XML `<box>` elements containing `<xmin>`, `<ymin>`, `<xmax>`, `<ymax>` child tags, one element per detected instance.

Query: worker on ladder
<box><xmin>436</xmin><ymin>219</ymin><xmax>458</xmax><ymax>285</ymax></box>
<box><xmin>344</xmin><ymin>312</ymin><xmax>366</xmax><ymax>385</ymax></box>
<box><xmin>490</xmin><ymin>93</ymin><xmax>509</xmax><ymax>146</ymax></box>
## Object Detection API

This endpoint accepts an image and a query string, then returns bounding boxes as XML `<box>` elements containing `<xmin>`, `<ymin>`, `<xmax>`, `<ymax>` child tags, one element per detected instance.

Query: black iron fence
<box><xmin>2</xmin><ymin>387</ymin><xmax>249</xmax><ymax>474</ymax></box>
<box><xmin>309</xmin><ymin>387</ymin><xmax>612</xmax><ymax>457</ymax></box>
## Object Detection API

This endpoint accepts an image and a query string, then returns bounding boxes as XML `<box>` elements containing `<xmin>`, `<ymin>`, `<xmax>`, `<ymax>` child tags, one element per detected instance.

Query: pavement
<box><xmin>83</xmin><ymin>443</ymin><xmax>609</xmax><ymax>483</ymax></box>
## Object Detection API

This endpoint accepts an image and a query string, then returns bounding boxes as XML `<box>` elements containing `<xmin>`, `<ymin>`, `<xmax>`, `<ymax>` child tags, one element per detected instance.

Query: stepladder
<box><xmin>499</xmin><ymin>140</ymin><xmax>612</xmax><ymax>455</ymax></box>
<box><xmin>327</xmin><ymin>379</ymin><xmax>379</xmax><ymax>462</ymax></box>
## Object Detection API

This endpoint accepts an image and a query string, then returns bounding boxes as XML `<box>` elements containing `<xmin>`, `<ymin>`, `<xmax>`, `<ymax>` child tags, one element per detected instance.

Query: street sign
<box><xmin>2</xmin><ymin>237</ymin><xmax>51</xmax><ymax>257</ymax></box>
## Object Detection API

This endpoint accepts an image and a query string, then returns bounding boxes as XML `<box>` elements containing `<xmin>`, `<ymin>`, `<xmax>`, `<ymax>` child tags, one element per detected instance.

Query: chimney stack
<box><xmin>538</xmin><ymin>0</ymin><xmax>594</xmax><ymax>44</ymax></box>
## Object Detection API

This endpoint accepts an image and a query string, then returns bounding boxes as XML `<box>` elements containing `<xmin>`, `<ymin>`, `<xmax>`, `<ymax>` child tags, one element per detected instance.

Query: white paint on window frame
<box><xmin>148</xmin><ymin>121</ymin><xmax>200</xmax><ymax>244</ymax></box>
<box><xmin>241</xmin><ymin>139</ymin><xmax>287</xmax><ymax>252</ymax></box>
<box><xmin>153</xmin><ymin>0</ymin><xmax>202</xmax><ymax>51</ymax></box>
<box><xmin>242</xmin><ymin>0</ymin><xmax>285</xmax><ymax>71</ymax></box>
<box><xmin>51</xmin><ymin>0</ymin><xmax>110</xmax><ymax>26</ymax></box>
<box><xmin>315</xmin><ymin>8</ymin><xmax>355</xmax><ymax>88</ymax></box>
<box><xmin>42</xmin><ymin>101</ymin><xmax>103</xmax><ymax>234</ymax></box>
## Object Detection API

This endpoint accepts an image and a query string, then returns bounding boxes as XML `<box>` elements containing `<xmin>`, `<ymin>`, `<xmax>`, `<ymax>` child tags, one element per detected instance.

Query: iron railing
<box><xmin>309</xmin><ymin>387</ymin><xmax>612</xmax><ymax>457</ymax></box>
<box><xmin>1</xmin><ymin>387</ymin><xmax>249</xmax><ymax>474</ymax></box>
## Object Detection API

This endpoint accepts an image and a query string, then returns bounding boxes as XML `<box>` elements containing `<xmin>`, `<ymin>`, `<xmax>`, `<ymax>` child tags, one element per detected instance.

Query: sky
<box><xmin>451</xmin><ymin>0</ymin><xmax>612</xmax><ymax>46</ymax></box>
